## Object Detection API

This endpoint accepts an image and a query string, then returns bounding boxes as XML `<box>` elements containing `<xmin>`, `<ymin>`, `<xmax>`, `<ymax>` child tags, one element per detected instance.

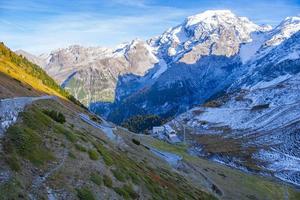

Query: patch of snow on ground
<box><xmin>255</xmin><ymin>149</ymin><xmax>300</xmax><ymax>172</ymax></box>
<box><xmin>250</xmin><ymin>74</ymin><xmax>291</xmax><ymax>90</ymax></box>
<box><xmin>143</xmin><ymin>42</ymin><xmax>159</xmax><ymax>63</ymax></box>
<box><xmin>254</xmin><ymin>149</ymin><xmax>300</xmax><ymax>186</ymax></box>
<box><xmin>239</xmin><ymin>32</ymin><xmax>267</xmax><ymax>64</ymax></box>
<box><xmin>173</xmin><ymin>26</ymin><xmax>189</xmax><ymax>44</ymax></box>
<box><xmin>152</xmin><ymin>59</ymin><xmax>168</xmax><ymax>79</ymax></box>
<box><xmin>277</xmin><ymin>51</ymin><xmax>300</xmax><ymax>64</ymax></box>
<box><xmin>195</xmin><ymin>107</ymin><xmax>251</xmax><ymax>129</ymax></box>
<box><xmin>195</xmin><ymin>102</ymin><xmax>300</xmax><ymax>131</ymax></box>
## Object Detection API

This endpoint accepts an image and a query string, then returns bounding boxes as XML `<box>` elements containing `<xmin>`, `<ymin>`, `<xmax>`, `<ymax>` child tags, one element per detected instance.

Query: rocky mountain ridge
<box><xmin>18</xmin><ymin>10</ymin><xmax>300</xmax><ymax>125</ymax></box>
<box><xmin>91</xmin><ymin>11</ymin><xmax>300</xmax><ymax>124</ymax></box>
<box><xmin>17</xmin><ymin>10</ymin><xmax>268</xmax><ymax>105</ymax></box>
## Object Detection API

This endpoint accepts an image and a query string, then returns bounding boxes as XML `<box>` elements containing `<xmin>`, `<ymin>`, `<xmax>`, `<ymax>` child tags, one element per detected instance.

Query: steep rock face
<box><xmin>117</xmin><ymin>40</ymin><xmax>159</xmax><ymax>75</ymax></box>
<box><xmin>41</xmin><ymin>41</ymin><xmax>158</xmax><ymax>105</ymax></box>
<box><xmin>94</xmin><ymin>55</ymin><xmax>242</xmax><ymax>124</ymax></box>
<box><xmin>44</xmin><ymin>45</ymin><xmax>112</xmax><ymax>83</ymax></box>
<box><xmin>63</xmin><ymin>67</ymin><xmax>117</xmax><ymax>105</ymax></box>
<box><xmin>239</xmin><ymin>16</ymin><xmax>300</xmax><ymax>64</ymax></box>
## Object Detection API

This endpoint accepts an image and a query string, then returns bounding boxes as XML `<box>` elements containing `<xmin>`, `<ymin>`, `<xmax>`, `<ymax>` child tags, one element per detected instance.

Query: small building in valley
<box><xmin>152</xmin><ymin>126</ymin><xmax>165</xmax><ymax>135</ymax></box>
<box><xmin>167</xmin><ymin>133</ymin><xmax>181</xmax><ymax>143</ymax></box>
<box><xmin>164</xmin><ymin>124</ymin><xmax>176</xmax><ymax>135</ymax></box>
<box><xmin>152</xmin><ymin>125</ymin><xmax>180</xmax><ymax>143</ymax></box>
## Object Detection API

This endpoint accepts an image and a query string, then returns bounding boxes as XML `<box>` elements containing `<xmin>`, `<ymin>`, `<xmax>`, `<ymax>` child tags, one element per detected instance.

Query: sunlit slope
<box><xmin>0</xmin><ymin>42</ymin><xmax>68</xmax><ymax>99</ymax></box>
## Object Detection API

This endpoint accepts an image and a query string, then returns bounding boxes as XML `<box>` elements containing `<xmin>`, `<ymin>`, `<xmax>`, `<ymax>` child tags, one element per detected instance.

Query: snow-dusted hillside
<box><xmin>233</xmin><ymin>31</ymin><xmax>300</xmax><ymax>90</ymax></box>
<box><xmin>170</xmin><ymin>63</ymin><xmax>300</xmax><ymax>186</ymax></box>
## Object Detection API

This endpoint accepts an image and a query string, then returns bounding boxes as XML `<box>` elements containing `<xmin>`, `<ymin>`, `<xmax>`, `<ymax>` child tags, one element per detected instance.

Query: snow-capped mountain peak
<box><xmin>283</xmin><ymin>16</ymin><xmax>300</xmax><ymax>25</ymax></box>
<box><xmin>151</xmin><ymin>10</ymin><xmax>268</xmax><ymax>64</ymax></box>
<box><xmin>266</xmin><ymin>16</ymin><xmax>300</xmax><ymax>46</ymax></box>
<box><xmin>181</xmin><ymin>9</ymin><xmax>265</xmax><ymax>41</ymax></box>
<box><xmin>184</xmin><ymin>10</ymin><xmax>235</xmax><ymax>27</ymax></box>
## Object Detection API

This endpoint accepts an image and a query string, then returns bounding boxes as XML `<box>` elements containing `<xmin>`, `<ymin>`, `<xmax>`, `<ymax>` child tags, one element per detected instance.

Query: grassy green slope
<box><xmin>0</xmin><ymin>98</ymin><xmax>216</xmax><ymax>200</ymax></box>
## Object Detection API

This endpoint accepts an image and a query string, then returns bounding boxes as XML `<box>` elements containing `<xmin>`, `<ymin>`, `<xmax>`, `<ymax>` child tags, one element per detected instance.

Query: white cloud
<box><xmin>1</xmin><ymin>6</ymin><xmax>195</xmax><ymax>54</ymax></box>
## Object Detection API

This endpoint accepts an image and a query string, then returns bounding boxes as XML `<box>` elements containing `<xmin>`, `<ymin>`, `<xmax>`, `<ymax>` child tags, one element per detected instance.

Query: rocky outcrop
<box><xmin>0</xmin><ymin>96</ymin><xmax>55</xmax><ymax>136</ymax></box>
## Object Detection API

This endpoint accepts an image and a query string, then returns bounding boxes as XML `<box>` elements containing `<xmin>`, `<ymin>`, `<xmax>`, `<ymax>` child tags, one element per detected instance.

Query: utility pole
<box><xmin>183</xmin><ymin>124</ymin><xmax>186</xmax><ymax>144</ymax></box>
<box><xmin>174</xmin><ymin>119</ymin><xmax>186</xmax><ymax>144</ymax></box>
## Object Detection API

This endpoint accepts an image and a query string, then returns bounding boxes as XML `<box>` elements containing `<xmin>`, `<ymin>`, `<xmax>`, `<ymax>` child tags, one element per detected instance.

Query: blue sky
<box><xmin>1</xmin><ymin>0</ymin><xmax>300</xmax><ymax>54</ymax></box>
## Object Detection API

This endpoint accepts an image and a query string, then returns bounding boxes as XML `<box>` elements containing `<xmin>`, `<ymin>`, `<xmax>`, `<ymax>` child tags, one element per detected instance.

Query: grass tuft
<box><xmin>5</xmin><ymin>154</ymin><xmax>21</xmax><ymax>171</ymax></box>
<box><xmin>54</xmin><ymin>124</ymin><xmax>78</xmax><ymax>143</ymax></box>
<box><xmin>68</xmin><ymin>152</ymin><xmax>76</xmax><ymax>159</ymax></box>
<box><xmin>103</xmin><ymin>175</ymin><xmax>113</xmax><ymax>188</ymax></box>
<box><xmin>88</xmin><ymin>150</ymin><xmax>99</xmax><ymax>160</ymax></box>
<box><xmin>114</xmin><ymin>184</ymin><xmax>138</xmax><ymax>200</ymax></box>
<box><xmin>94</xmin><ymin>143</ymin><xmax>114</xmax><ymax>166</ymax></box>
<box><xmin>90</xmin><ymin>173</ymin><xmax>102</xmax><ymax>186</ymax></box>
<box><xmin>0</xmin><ymin>178</ymin><xmax>24</xmax><ymax>200</ymax></box>
<box><xmin>111</xmin><ymin>168</ymin><xmax>126</xmax><ymax>182</ymax></box>
<box><xmin>42</xmin><ymin>109</ymin><xmax>66</xmax><ymax>124</ymax></box>
<box><xmin>5</xmin><ymin>125</ymin><xmax>54</xmax><ymax>166</ymax></box>
<box><xmin>75</xmin><ymin>143</ymin><xmax>87</xmax><ymax>152</ymax></box>
<box><xmin>76</xmin><ymin>187</ymin><xmax>95</xmax><ymax>200</ymax></box>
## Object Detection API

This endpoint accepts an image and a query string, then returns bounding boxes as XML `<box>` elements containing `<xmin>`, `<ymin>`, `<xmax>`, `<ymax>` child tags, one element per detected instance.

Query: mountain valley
<box><xmin>4</xmin><ymin>8</ymin><xmax>300</xmax><ymax>199</ymax></box>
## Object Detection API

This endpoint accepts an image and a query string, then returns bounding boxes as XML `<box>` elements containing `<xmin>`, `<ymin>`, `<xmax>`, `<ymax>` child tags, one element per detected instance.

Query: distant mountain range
<box><xmin>14</xmin><ymin>9</ymin><xmax>300</xmax><ymax>188</ymax></box>
<box><xmin>18</xmin><ymin>10</ymin><xmax>300</xmax><ymax>125</ymax></box>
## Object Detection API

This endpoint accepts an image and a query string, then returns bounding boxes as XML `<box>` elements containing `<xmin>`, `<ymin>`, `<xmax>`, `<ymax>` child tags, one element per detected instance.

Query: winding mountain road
<box><xmin>79</xmin><ymin>113</ymin><xmax>119</xmax><ymax>142</ymax></box>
